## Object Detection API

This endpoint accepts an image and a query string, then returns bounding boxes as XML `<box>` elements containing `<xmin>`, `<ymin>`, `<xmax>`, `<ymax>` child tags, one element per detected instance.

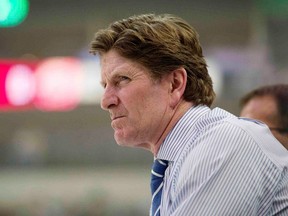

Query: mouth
<box><xmin>111</xmin><ymin>115</ymin><xmax>124</xmax><ymax>121</ymax></box>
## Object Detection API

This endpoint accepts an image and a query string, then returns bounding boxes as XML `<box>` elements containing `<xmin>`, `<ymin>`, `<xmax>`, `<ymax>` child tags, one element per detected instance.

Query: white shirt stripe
<box><xmin>157</xmin><ymin>105</ymin><xmax>288</xmax><ymax>215</ymax></box>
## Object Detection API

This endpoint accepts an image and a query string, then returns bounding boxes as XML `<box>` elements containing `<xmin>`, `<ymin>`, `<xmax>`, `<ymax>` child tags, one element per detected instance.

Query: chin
<box><xmin>114</xmin><ymin>134</ymin><xmax>129</xmax><ymax>146</ymax></box>
<box><xmin>114</xmin><ymin>135</ymin><xmax>139</xmax><ymax>148</ymax></box>
<box><xmin>114</xmin><ymin>129</ymin><xmax>132</xmax><ymax>145</ymax></box>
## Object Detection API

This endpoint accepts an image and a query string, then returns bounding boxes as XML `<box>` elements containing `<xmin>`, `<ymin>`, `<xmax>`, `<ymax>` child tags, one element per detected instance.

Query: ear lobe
<box><xmin>169</xmin><ymin>67</ymin><xmax>187</xmax><ymax>108</ymax></box>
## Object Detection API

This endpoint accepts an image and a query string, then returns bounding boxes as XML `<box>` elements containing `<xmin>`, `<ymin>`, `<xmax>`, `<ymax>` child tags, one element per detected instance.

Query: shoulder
<box><xmin>186</xmin><ymin>107</ymin><xmax>288</xmax><ymax>170</ymax></box>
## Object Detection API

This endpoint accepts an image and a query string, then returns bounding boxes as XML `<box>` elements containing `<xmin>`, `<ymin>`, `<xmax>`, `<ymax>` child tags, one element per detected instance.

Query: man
<box><xmin>90</xmin><ymin>14</ymin><xmax>288</xmax><ymax>215</ymax></box>
<box><xmin>240</xmin><ymin>84</ymin><xmax>288</xmax><ymax>149</ymax></box>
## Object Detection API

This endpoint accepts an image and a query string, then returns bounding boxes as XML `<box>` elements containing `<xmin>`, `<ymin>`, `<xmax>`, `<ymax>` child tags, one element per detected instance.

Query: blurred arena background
<box><xmin>0</xmin><ymin>0</ymin><xmax>288</xmax><ymax>215</ymax></box>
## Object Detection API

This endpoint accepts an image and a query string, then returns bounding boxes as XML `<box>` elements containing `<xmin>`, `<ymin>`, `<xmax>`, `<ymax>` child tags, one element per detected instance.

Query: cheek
<box><xmin>139</xmin><ymin>94</ymin><xmax>164</xmax><ymax>115</ymax></box>
<box><xmin>123</xmin><ymin>84</ymin><xmax>169</xmax><ymax>122</ymax></box>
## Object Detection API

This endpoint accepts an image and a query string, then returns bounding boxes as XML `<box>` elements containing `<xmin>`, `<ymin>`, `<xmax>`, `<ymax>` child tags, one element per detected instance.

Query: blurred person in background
<box><xmin>90</xmin><ymin>14</ymin><xmax>288</xmax><ymax>215</ymax></box>
<box><xmin>240</xmin><ymin>84</ymin><xmax>288</xmax><ymax>149</ymax></box>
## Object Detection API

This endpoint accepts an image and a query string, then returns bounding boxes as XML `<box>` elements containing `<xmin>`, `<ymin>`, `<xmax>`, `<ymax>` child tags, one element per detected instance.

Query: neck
<box><xmin>152</xmin><ymin>101</ymin><xmax>194</xmax><ymax>156</ymax></box>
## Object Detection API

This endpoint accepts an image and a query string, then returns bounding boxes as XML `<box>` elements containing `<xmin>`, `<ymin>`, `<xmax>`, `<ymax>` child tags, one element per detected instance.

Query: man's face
<box><xmin>100</xmin><ymin>50</ymin><xmax>172</xmax><ymax>150</ymax></box>
<box><xmin>240</xmin><ymin>95</ymin><xmax>288</xmax><ymax>149</ymax></box>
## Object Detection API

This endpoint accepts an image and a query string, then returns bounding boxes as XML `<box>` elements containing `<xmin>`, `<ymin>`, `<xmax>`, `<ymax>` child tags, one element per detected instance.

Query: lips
<box><xmin>111</xmin><ymin>114</ymin><xmax>125</xmax><ymax>121</ymax></box>
<box><xmin>113</xmin><ymin>116</ymin><xmax>123</xmax><ymax>121</ymax></box>
<box><xmin>111</xmin><ymin>115</ymin><xmax>125</xmax><ymax>129</ymax></box>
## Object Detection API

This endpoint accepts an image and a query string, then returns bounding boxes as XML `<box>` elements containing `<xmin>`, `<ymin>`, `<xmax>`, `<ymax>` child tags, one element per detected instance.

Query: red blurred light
<box><xmin>0</xmin><ymin>59</ymin><xmax>37</xmax><ymax>111</ymax></box>
<box><xmin>5</xmin><ymin>64</ymin><xmax>36</xmax><ymax>106</ymax></box>
<box><xmin>34</xmin><ymin>57</ymin><xmax>83</xmax><ymax>111</ymax></box>
<box><xmin>0</xmin><ymin>58</ymin><xmax>83</xmax><ymax>112</ymax></box>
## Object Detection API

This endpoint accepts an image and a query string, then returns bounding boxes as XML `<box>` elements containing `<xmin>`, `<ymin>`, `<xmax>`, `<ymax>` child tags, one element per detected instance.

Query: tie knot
<box><xmin>151</xmin><ymin>159</ymin><xmax>169</xmax><ymax>178</ymax></box>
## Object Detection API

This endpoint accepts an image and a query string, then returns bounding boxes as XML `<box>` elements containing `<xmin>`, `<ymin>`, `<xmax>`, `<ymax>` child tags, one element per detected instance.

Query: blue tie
<box><xmin>150</xmin><ymin>159</ymin><xmax>169</xmax><ymax>216</ymax></box>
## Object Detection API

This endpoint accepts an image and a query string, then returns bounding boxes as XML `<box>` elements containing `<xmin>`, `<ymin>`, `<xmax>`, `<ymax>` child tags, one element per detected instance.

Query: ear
<box><xmin>169</xmin><ymin>67</ymin><xmax>187</xmax><ymax>108</ymax></box>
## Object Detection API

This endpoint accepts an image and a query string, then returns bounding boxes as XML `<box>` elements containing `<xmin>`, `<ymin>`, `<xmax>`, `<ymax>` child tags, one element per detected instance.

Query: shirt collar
<box><xmin>157</xmin><ymin>105</ymin><xmax>210</xmax><ymax>162</ymax></box>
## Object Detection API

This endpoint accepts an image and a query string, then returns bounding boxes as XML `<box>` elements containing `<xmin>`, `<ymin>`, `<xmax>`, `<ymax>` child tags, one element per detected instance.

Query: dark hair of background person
<box><xmin>90</xmin><ymin>13</ymin><xmax>215</xmax><ymax>107</ymax></box>
<box><xmin>240</xmin><ymin>84</ymin><xmax>288</xmax><ymax>133</ymax></box>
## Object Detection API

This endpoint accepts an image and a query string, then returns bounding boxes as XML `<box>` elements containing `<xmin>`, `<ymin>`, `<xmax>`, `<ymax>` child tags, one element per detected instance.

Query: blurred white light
<box><xmin>5</xmin><ymin>64</ymin><xmax>36</xmax><ymax>106</ymax></box>
<box><xmin>80</xmin><ymin>56</ymin><xmax>103</xmax><ymax>104</ymax></box>
<box><xmin>207</xmin><ymin>58</ymin><xmax>223</xmax><ymax>97</ymax></box>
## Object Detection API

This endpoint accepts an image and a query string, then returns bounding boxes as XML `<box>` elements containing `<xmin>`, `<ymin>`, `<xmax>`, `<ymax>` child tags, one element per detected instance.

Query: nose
<box><xmin>101</xmin><ymin>86</ymin><xmax>118</xmax><ymax>110</ymax></box>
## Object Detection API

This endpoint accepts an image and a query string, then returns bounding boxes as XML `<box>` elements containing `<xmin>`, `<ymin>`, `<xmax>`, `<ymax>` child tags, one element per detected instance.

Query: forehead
<box><xmin>100</xmin><ymin>50</ymin><xmax>150</xmax><ymax>78</ymax></box>
<box><xmin>241</xmin><ymin>95</ymin><xmax>278</xmax><ymax>122</ymax></box>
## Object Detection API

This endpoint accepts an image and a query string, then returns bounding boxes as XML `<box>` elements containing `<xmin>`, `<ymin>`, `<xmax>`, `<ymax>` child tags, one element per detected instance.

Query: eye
<box><xmin>116</xmin><ymin>76</ymin><xmax>130</xmax><ymax>86</ymax></box>
<box><xmin>100</xmin><ymin>81</ymin><xmax>107</xmax><ymax>89</ymax></box>
<box><xmin>119</xmin><ymin>76</ymin><xmax>129</xmax><ymax>81</ymax></box>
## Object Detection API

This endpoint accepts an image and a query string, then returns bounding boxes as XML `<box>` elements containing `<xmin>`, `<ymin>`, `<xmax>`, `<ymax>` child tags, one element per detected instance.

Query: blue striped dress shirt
<box><xmin>157</xmin><ymin>105</ymin><xmax>288</xmax><ymax>215</ymax></box>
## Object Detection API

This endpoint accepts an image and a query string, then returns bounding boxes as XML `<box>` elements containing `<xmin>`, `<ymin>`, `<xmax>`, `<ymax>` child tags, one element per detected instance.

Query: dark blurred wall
<box><xmin>0</xmin><ymin>0</ymin><xmax>253</xmax><ymax>58</ymax></box>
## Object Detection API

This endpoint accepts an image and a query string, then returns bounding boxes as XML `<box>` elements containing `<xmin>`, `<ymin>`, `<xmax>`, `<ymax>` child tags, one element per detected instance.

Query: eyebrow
<box><xmin>100</xmin><ymin>71</ymin><xmax>126</xmax><ymax>88</ymax></box>
<box><xmin>100</xmin><ymin>61</ymin><xmax>139</xmax><ymax>88</ymax></box>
